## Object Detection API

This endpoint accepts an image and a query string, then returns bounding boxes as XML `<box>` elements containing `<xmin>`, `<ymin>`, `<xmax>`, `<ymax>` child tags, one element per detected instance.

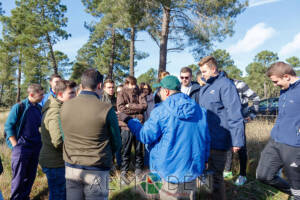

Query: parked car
<box><xmin>249</xmin><ymin>97</ymin><xmax>279</xmax><ymax>117</ymax></box>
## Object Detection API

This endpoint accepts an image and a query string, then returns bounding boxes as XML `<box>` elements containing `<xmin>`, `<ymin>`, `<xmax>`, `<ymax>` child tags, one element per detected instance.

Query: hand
<box><xmin>232</xmin><ymin>147</ymin><xmax>240</xmax><ymax>153</ymax></box>
<box><xmin>9</xmin><ymin>136</ymin><xmax>18</xmax><ymax>147</ymax></box>
<box><xmin>118</xmin><ymin>112</ymin><xmax>130</xmax><ymax>122</ymax></box>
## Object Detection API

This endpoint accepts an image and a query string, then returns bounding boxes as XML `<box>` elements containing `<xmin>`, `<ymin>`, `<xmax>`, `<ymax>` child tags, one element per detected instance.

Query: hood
<box><xmin>42</xmin><ymin>95</ymin><xmax>62</xmax><ymax>114</ymax></box>
<box><xmin>163</xmin><ymin>92</ymin><xmax>198</xmax><ymax>120</ymax></box>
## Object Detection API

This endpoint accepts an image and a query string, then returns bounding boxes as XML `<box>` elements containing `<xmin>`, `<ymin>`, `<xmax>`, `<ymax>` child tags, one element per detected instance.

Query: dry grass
<box><xmin>0</xmin><ymin>111</ymin><xmax>289</xmax><ymax>199</ymax></box>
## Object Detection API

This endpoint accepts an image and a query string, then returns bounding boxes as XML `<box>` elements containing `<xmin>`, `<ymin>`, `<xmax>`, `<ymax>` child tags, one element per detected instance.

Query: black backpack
<box><xmin>3</xmin><ymin>102</ymin><xmax>25</xmax><ymax>140</ymax></box>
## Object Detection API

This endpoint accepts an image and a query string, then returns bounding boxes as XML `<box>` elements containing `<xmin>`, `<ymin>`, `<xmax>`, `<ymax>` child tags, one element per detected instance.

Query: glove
<box><xmin>118</xmin><ymin>112</ymin><xmax>132</xmax><ymax>124</ymax></box>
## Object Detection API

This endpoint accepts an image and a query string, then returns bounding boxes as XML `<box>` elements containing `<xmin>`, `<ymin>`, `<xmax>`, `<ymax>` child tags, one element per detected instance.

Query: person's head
<box><xmin>81</xmin><ymin>69</ymin><xmax>104</xmax><ymax>95</ymax></box>
<box><xmin>139</xmin><ymin>82</ymin><xmax>146</xmax><ymax>91</ymax></box>
<box><xmin>103</xmin><ymin>79</ymin><xmax>115</xmax><ymax>96</ymax></box>
<box><xmin>142</xmin><ymin>83</ymin><xmax>152</xmax><ymax>95</ymax></box>
<box><xmin>55</xmin><ymin>80</ymin><xmax>77</xmax><ymax>102</ymax></box>
<box><xmin>196</xmin><ymin>71</ymin><xmax>206</xmax><ymax>86</ymax></box>
<box><xmin>27</xmin><ymin>84</ymin><xmax>44</xmax><ymax>104</ymax></box>
<box><xmin>198</xmin><ymin>56</ymin><xmax>219</xmax><ymax>81</ymax></box>
<box><xmin>117</xmin><ymin>84</ymin><xmax>123</xmax><ymax>94</ymax></box>
<box><xmin>266</xmin><ymin>62</ymin><xmax>298</xmax><ymax>90</ymax></box>
<box><xmin>155</xmin><ymin>75</ymin><xmax>180</xmax><ymax>101</ymax></box>
<box><xmin>124</xmin><ymin>76</ymin><xmax>137</xmax><ymax>89</ymax></box>
<box><xmin>158</xmin><ymin>71</ymin><xmax>170</xmax><ymax>81</ymax></box>
<box><xmin>180</xmin><ymin>67</ymin><xmax>193</xmax><ymax>87</ymax></box>
<box><xmin>49</xmin><ymin>74</ymin><xmax>62</xmax><ymax>92</ymax></box>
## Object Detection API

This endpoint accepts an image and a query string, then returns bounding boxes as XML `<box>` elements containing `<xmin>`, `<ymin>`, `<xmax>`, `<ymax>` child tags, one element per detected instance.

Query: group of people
<box><xmin>1</xmin><ymin>55</ymin><xmax>299</xmax><ymax>200</ymax></box>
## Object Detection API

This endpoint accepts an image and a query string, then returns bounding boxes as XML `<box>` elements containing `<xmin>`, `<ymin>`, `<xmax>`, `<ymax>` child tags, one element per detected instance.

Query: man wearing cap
<box><xmin>119</xmin><ymin>75</ymin><xmax>210</xmax><ymax>200</ymax></box>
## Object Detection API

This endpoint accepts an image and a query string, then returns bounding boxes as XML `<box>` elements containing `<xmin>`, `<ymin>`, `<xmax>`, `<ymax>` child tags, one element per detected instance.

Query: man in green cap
<box><xmin>119</xmin><ymin>75</ymin><xmax>210</xmax><ymax>200</ymax></box>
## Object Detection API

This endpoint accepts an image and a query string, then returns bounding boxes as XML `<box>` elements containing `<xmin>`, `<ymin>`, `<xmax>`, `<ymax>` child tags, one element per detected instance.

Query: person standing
<box><xmin>4</xmin><ymin>84</ymin><xmax>44</xmax><ymax>200</ymax></box>
<box><xmin>60</xmin><ymin>69</ymin><xmax>121</xmax><ymax>200</ymax></box>
<box><xmin>100</xmin><ymin>79</ymin><xmax>117</xmax><ymax>110</ymax></box>
<box><xmin>39</xmin><ymin>80</ymin><xmax>77</xmax><ymax>200</ymax></box>
<box><xmin>224</xmin><ymin>78</ymin><xmax>260</xmax><ymax>186</ymax></box>
<box><xmin>256</xmin><ymin>62</ymin><xmax>300</xmax><ymax>200</ymax></box>
<box><xmin>119</xmin><ymin>75</ymin><xmax>210</xmax><ymax>200</ymax></box>
<box><xmin>117</xmin><ymin>76</ymin><xmax>147</xmax><ymax>183</ymax></box>
<box><xmin>180</xmin><ymin>67</ymin><xmax>201</xmax><ymax>100</ymax></box>
<box><xmin>40</xmin><ymin>74</ymin><xmax>62</xmax><ymax>107</ymax></box>
<box><xmin>197</xmin><ymin>56</ymin><xmax>245</xmax><ymax>200</ymax></box>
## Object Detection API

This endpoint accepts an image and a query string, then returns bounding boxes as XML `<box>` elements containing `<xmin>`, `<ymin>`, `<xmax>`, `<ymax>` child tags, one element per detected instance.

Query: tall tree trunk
<box><xmin>158</xmin><ymin>6</ymin><xmax>171</xmax><ymax>74</ymax></box>
<box><xmin>0</xmin><ymin>82</ymin><xmax>4</xmax><ymax>105</ymax></box>
<box><xmin>46</xmin><ymin>32</ymin><xmax>58</xmax><ymax>74</ymax></box>
<box><xmin>16</xmin><ymin>52</ymin><xmax>22</xmax><ymax>102</ymax></box>
<box><xmin>108</xmin><ymin>28</ymin><xmax>116</xmax><ymax>79</ymax></box>
<box><xmin>263</xmin><ymin>80</ymin><xmax>267</xmax><ymax>99</ymax></box>
<box><xmin>130</xmin><ymin>26</ymin><xmax>136</xmax><ymax>77</ymax></box>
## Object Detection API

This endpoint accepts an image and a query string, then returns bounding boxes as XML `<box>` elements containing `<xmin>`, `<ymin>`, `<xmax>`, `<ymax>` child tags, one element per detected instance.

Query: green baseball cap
<box><xmin>153</xmin><ymin>75</ymin><xmax>181</xmax><ymax>91</ymax></box>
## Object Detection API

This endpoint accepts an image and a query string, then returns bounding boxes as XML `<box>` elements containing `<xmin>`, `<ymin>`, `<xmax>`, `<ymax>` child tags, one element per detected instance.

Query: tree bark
<box><xmin>108</xmin><ymin>28</ymin><xmax>116</xmax><ymax>79</ymax></box>
<box><xmin>0</xmin><ymin>82</ymin><xmax>4</xmax><ymax>105</ymax></box>
<box><xmin>263</xmin><ymin>80</ymin><xmax>267</xmax><ymax>99</ymax></box>
<box><xmin>158</xmin><ymin>6</ymin><xmax>171</xmax><ymax>74</ymax></box>
<box><xmin>129</xmin><ymin>26</ymin><xmax>136</xmax><ymax>77</ymax></box>
<box><xmin>46</xmin><ymin>32</ymin><xmax>58</xmax><ymax>74</ymax></box>
<box><xmin>16</xmin><ymin>52</ymin><xmax>22</xmax><ymax>102</ymax></box>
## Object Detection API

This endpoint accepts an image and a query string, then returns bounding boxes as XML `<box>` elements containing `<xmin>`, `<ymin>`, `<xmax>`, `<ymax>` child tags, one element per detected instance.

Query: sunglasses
<box><xmin>180</xmin><ymin>76</ymin><xmax>190</xmax><ymax>80</ymax></box>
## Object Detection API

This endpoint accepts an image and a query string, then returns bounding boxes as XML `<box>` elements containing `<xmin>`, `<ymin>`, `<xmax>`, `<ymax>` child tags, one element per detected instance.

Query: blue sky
<box><xmin>1</xmin><ymin>0</ymin><xmax>300</xmax><ymax>77</ymax></box>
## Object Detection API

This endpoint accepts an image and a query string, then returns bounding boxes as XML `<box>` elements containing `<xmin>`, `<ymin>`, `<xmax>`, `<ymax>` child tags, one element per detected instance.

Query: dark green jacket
<box><xmin>61</xmin><ymin>91</ymin><xmax>121</xmax><ymax>169</ymax></box>
<box><xmin>39</xmin><ymin>95</ymin><xmax>64</xmax><ymax>168</ymax></box>
<box><xmin>100</xmin><ymin>92</ymin><xmax>117</xmax><ymax>110</ymax></box>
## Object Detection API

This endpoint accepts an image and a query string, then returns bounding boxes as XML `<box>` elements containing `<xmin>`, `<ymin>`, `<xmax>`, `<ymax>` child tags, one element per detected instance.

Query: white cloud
<box><xmin>53</xmin><ymin>35</ymin><xmax>89</xmax><ymax>60</ymax></box>
<box><xmin>249</xmin><ymin>0</ymin><xmax>281</xmax><ymax>8</ymax></box>
<box><xmin>279</xmin><ymin>33</ymin><xmax>300</xmax><ymax>56</ymax></box>
<box><xmin>228</xmin><ymin>23</ymin><xmax>275</xmax><ymax>54</ymax></box>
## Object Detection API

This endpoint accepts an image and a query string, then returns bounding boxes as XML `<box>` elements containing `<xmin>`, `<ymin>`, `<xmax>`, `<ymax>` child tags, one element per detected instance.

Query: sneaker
<box><xmin>223</xmin><ymin>171</ymin><xmax>233</xmax><ymax>179</ymax></box>
<box><xmin>235</xmin><ymin>175</ymin><xmax>247</xmax><ymax>186</ymax></box>
<box><xmin>135</xmin><ymin>169</ymin><xmax>144</xmax><ymax>182</ymax></box>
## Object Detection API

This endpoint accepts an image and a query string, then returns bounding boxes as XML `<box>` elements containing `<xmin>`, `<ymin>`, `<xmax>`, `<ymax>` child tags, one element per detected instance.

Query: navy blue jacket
<box><xmin>271</xmin><ymin>79</ymin><xmax>300</xmax><ymax>147</ymax></box>
<box><xmin>196</xmin><ymin>72</ymin><xmax>245</xmax><ymax>150</ymax></box>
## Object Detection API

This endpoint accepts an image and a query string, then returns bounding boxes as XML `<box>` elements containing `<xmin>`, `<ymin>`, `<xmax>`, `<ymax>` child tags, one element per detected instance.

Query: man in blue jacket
<box><xmin>4</xmin><ymin>84</ymin><xmax>44</xmax><ymax>200</ymax></box>
<box><xmin>256</xmin><ymin>62</ymin><xmax>300</xmax><ymax>200</ymax></box>
<box><xmin>119</xmin><ymin>75</ymin><xmax>210</xmax><ymax>200</ymax></box>
<box><xmin>39</xmin><ymin>74</ymin><xmax>61</xmax><ymax>107</ymax></box>
<box><xmin>197</xmin><ymin>56</ymin><xmax>245</xmax><ymax>200</ymax></box>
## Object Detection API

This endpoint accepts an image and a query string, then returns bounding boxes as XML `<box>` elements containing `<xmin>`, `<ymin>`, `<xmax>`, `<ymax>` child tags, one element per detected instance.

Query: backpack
<box><xmin>3</xmin><ymin>102</ymin><xmax>25</xmax><ymax>140</ymax></box>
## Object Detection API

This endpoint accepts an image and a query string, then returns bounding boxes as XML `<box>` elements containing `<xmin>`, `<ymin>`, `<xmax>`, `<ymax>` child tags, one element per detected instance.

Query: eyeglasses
<box><xmin>180</xmin><ymin>76</ymin><xmax>190</xmax><ymax>80</ymax></box>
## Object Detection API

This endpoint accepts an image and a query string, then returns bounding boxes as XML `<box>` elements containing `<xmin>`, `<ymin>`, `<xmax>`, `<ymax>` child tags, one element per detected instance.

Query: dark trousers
<box><xmin>224</xmin><ymin>145</ymin><xmax>248</xmax><ymax>176</ymax></box>
<box><xmin>42</xmin><ymin>167</ymin><xmax>66</xmax><ymax>200</ymax></box>
<box><xmin>256</xmin><ymin>139</ymin><xmax>300</xmax><ymax>199</ymax></box>
<box><xmin>120</xmin><ymin>130</ymin><xmax>143</xmax><ymax>174</ymax></box>
<box><xmin>11</xmin><ymin>146</ymin><xmax>40</xmax><ymax>200</ymax></box>
<box><xmin>208</xmin><ymin>149</ymin><xmax>227</xmax><ymax>200</ymax></box>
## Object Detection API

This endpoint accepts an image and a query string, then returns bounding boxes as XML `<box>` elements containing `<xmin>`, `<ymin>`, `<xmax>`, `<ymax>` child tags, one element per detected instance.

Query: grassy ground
<box><xmin>0</xmin><ymin>111</ymin><xmax>289</xmax><ymax>200</ymax></box>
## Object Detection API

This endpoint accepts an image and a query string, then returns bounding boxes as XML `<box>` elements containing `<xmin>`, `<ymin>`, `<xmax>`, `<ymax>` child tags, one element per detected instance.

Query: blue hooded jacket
<box><xmin>39</xmin><ymin>88</ymin><xmax>56</xmax><ymax>107</ymax></box>
<box><xmin>128</xmin><ymin>92</ymin><xmax>210</xmax><ymax>183</ymax></box>
<box><xmin>196</xmin><ymin>72</ymin><xmax>245</xmax><ymax>150</ymax></box>
<box><xmin>271</xmin><ymin>79</ymin><xmax>300</xmax><ymax>147</ymax></box>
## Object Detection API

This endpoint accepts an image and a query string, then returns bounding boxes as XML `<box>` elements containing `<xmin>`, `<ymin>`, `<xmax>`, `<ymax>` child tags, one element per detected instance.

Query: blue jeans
<box><xmin>0</xmin><ymin>191</ymin><xmax>3</xmax><ymax>200</ymax></box>
<box><xmin>42</xmin><ymin>167</ymin><xmax>66</xmax><ymax>200</ymax></box>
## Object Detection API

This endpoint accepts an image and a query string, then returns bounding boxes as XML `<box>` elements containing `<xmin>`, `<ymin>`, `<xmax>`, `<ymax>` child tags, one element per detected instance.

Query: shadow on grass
<box><xmin>225</xmin><ymin>178</ymin><xmax>288</xmax><ymax>200</ymax></box>
<box><xmin>32</xmin><ymin>187</ymin><xmax>49</xmax><ymax>200</ymax></box>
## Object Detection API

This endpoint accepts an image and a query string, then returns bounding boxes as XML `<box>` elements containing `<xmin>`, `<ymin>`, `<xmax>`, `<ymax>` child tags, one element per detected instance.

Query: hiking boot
<box><xmin>120</xmin><ymin>172</ymin><xmax>130</xmax><ymax>186</ymax></box>
<box><xmin>135</xmin><ymin>169</ymin><xmax>144</xmax><ymax>182</ymax></box>
<box><xmin>223</xmin><ymin>171</ymin><xmax>233</xmax><ymax>179</ymax></box>
<box><xmin>235</xmin><ymin>175</ymin><xmax>247</xmax><ymax>186</ymax></box>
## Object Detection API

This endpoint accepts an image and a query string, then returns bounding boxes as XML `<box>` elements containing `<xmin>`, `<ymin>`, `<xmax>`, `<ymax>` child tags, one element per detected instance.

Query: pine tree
<box><xmin>145</xmin><ymin>0</ymin><xmax>247</xmax><ymax>72</ymax></box>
